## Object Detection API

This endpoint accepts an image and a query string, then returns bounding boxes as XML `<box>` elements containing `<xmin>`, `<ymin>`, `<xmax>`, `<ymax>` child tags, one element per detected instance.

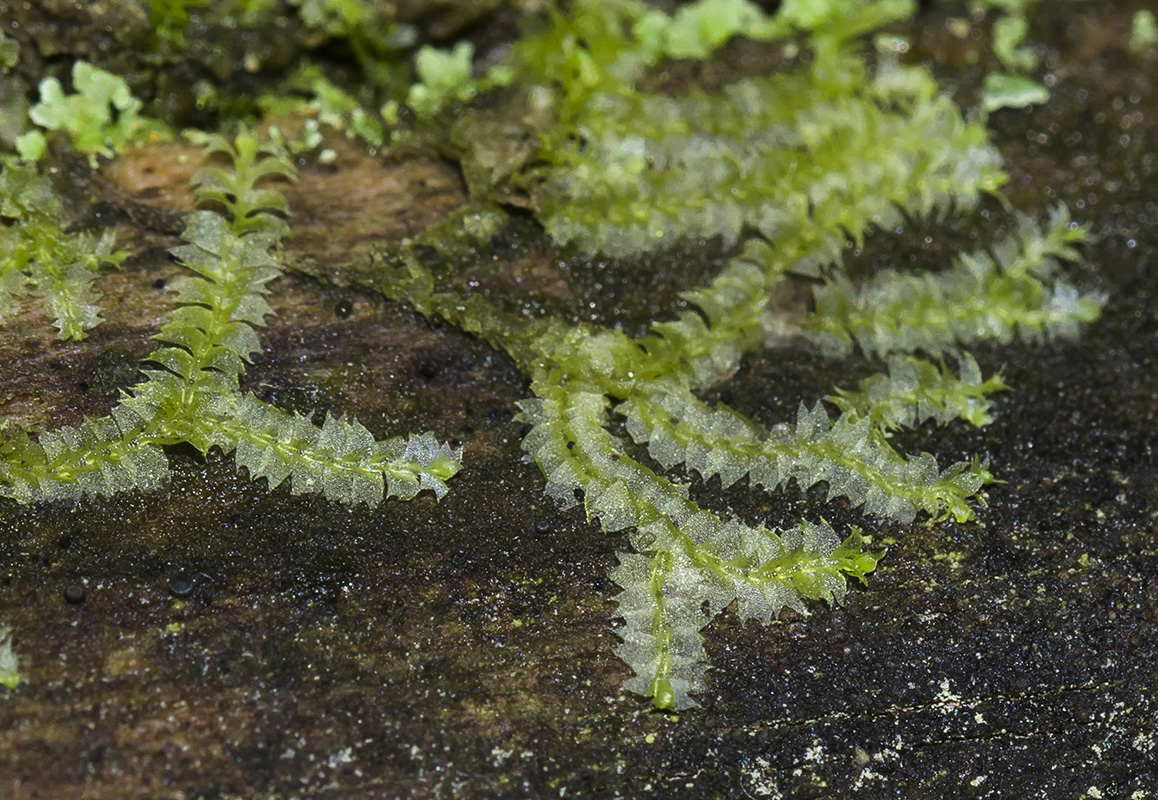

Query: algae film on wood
<box><xmin>0</xmin><ymin>0</ymin><xmax>1106</xmax><ymax>714</ymax></box>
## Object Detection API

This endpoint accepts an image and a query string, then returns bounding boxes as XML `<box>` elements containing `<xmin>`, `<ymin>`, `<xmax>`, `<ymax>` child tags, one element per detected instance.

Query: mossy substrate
<box><xmin>0</xmin><ymin>2</ymin><xmax>1155</xmax><ymax>798</ymax></box>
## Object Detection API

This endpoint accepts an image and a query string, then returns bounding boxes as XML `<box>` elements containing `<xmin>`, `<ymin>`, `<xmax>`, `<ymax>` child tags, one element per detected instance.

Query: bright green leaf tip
<box><xmin>26</xmin><ymin>61</ymin><xmax>171</xmax><ymax>164</ymax></box>
<box><xmin>981</xmin><ymin>72</ymin><xmax>1050</xmax><ymax>113</ymax></box>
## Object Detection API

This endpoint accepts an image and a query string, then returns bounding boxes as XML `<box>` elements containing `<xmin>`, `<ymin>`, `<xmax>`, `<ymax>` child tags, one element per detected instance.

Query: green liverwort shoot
<box><xmin>406</xmin><ymin>42</ymin><xmax>477</xmax><ymax>118</ymax></box>
<box><xmin>1130</xmin><ymin>10</ymin><xmax>1158</xmax><ymax>56</ymax></box>
<box><xmin>981</xmin><ymin>72</ymin><xmax>1050</xmax><ymax>113</ymax></box>
<box><xmin>26</xmin><ymin>62</ymin><xmax>169</xmax><ymax>164</ymax></box>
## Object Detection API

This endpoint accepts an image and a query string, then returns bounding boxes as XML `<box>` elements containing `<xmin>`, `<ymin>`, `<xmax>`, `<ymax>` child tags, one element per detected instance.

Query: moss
<box><xmin>0</xmin><ymin>623</ymin><xmax>23</xmax><ymax>689</ymax></box>
<box><xmin>0</xmin><ymin>133</ymin><xmax>460</xmax><ymax>506</ymax></box>
<box><xmin>341</xmin><ymin>0</ymin><xmax>1104</xmax><ymax>708</ymax></box>
<box><xmin>0</xmin><ymin>0</ymin><xmax>1112</xmax><ymax>715</ymax></box>
<box><xmin>0</xmin><ymin>161</ymin><xmax>128</xmax><ymax>339</ymax></box>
